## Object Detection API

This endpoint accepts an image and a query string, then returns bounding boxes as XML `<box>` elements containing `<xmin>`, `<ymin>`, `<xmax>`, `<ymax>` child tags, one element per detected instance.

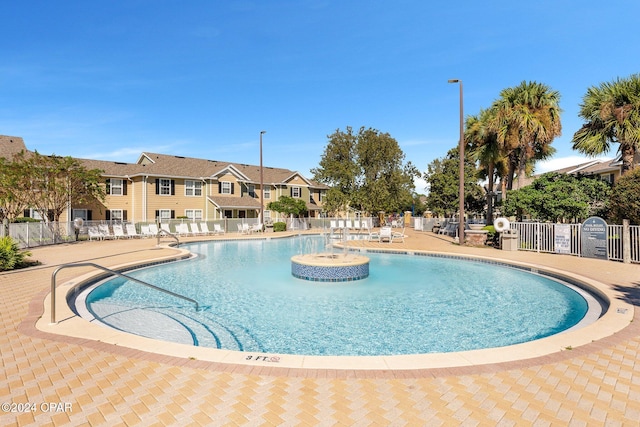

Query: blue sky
<box><xmin>2</xmin><ymin>1</ymin><xmax>639</xmax><ymax>192</ymax></box>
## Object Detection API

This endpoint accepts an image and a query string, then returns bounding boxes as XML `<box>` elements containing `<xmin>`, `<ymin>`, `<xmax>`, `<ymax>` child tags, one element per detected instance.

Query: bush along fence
<box><xmin>511</xmin><ymin>218</ymin><xmax>639</xmax><ymax>264</ymax></box>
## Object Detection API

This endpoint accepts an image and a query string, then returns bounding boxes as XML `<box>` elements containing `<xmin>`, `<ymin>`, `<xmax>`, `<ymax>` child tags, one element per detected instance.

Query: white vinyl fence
<box><xmin>511</xmin><ymin>221</ymin><xmax>639</xmax><ymax>263</ymax></box>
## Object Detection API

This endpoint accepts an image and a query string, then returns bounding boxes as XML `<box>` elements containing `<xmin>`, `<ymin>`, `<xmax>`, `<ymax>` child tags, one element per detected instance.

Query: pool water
<box><xmin>84</xmin><ymin>236</ymin><xmax>591</xmax><ymax>356</ymax></box>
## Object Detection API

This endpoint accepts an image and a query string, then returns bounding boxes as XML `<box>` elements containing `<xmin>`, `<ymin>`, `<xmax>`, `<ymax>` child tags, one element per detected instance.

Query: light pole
<box><xmin>259</xmin><ymin>130</ymin><xmax>266</xmax><ymax>228</ymax></box>
<box><xmin>448</xmin><ymin>79</ymin><xmax>465</xmax><ymax>244</ymax></box>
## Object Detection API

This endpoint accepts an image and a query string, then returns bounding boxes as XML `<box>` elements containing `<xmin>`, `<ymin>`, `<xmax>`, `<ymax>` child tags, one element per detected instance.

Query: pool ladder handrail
<box><xmin>50</xmin><ymin>262</ymin><xmax>199</xmax><ymax>324</ymax></box>
<box><xmin>157</xmin><ymin>229</ymin><xmax>179</xmax><ymax>247</ymax></box>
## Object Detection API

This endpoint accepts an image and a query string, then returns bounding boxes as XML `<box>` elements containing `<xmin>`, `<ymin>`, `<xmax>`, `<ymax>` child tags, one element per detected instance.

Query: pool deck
<box><xmin>2</xmin><ymin>229</ymin><xmax>639</xmax><ymax>425</ymax></box>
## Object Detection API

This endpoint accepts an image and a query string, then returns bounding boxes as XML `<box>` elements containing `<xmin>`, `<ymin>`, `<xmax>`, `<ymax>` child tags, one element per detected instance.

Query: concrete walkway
<box><xmin>1</xmin><ymin>229</ymin><xmax>639</xmax><ymax>426</ymax></box>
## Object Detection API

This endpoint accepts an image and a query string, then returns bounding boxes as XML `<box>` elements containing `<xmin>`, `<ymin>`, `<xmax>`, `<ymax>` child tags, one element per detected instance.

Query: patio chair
<box><xmin>250</xmin><ymin>223</ymin><xmax>263</xmax><ymax>233</ymax></box>
<box><xmin>98</xmin><ymin>224</ymin><xmax>115</xmax><ymax>239</ymax></box>
<box><xmin>213</xmin><ymin>223</ymin><xmax>225</xmax><ymax>235</ymax></box>
<box><xmin>379</xmin><ymin>226</ymin><xmax>392</xmax><ymax>243</ymax></box>
<box><xmin>125</xmin><ymin>223</ymin><xmax>141</xmax><ymax>238</ymax></box>
<box><xmin>176</xmin><ymin>223</ymin><xmax>191</xmax><ymax>236</ymax></box>
<box><xmin>160</xmin><ymin>223</ymin><xmax>172</xmax><ymax>234</ymax></box>
<box><xmin>112</xmin><ymin>224</ymin><xmax>127</xmax><ymax>239</ymax></box>
<box><xmin>392</xmin><ymin>227</ymin><xmax>405</xmax><ymax>243</ymax></box>
<box><xmin>237</xmin><ymin>223</ymin><xmax>250</xmax><ymax>234</ymax></box>
<box><xmin>199</xmin><ymin>222</ymin><xmax>213</xmax><ymax>235</ymax></box>
<box><xmin>189</xmin><ymin>222</ymin><xmax>203</xmax><ymax>235</ymax></box>
<box><xmin>88</xmin><ymin>226</ymin><xmax>104</xmax><ymax>241</ymax></box>
<box><xmin>148</xmin><ymin>224</ymin><xmax>160</xmax><ymax>236</ymax></box>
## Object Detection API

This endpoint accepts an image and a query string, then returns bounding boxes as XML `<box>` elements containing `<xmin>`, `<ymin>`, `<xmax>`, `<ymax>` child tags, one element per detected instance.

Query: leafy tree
<box><xmin>608</xmin><ymin>167</ymin><xmax>640</xmax><ymax>224</ymax></box>
<box><xmin>572</xmin><ymin>73</ymin><xmax>640</xmax><ymax>175</ymax></box>
<box><xmin>466</xmin><ymin>107</ymin><xmax>505</xmax><ymax>223</ymax></box>
<box><xmin>267</xmin><ymin>195</ymin><xmax>308</xmax><ymax>217</ymax></box>
<box><xmin>493</xmin><ymin>81</ymin><xmax>562</xmax><ymax>190</ymax></box>
<box><xmin>312</xmin><ymin>126</ymin><xmax>418</xmax><ymax>215</ymax></box>
<box><xmin>423</xmin><ymin>148</ymin><xmax>485</xmax><ymax>217</ymax></box>
<box><xmin>13</xmin><ymin>151</ymin><xmax>105</xmax><ymax>223</ymax></box>
<box><xmin>0</xmin><ymin>155</ymin><xmax>30</xmax><ymax>222</ymax></box>
<box><xmin>502</xmin><ymin>172</ymin><xmax>611</xmax><ymax>222</ymax></box>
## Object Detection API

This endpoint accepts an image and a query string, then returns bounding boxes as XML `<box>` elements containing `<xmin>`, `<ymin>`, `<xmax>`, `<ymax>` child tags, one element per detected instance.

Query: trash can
<box><xmin>501</xmin><ymin>229</ymin><xmax>519</xmax><ymax>251</ymax></box>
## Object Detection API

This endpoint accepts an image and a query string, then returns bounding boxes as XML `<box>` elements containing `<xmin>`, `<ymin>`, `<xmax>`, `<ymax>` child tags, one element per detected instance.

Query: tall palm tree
<box><xmin>492</xmin><ymin>81</ymin><xmax>562</xmax><ymax>189</ymax></box>
<box><xmin>466</xmin><ymin>107</ymin><xmax>504</xmax><ymax>224</ymax></box>
<box><xmin>572</xmin><ymin>74</ymin><xmax>640</xmax><ymax>175</ymax></box>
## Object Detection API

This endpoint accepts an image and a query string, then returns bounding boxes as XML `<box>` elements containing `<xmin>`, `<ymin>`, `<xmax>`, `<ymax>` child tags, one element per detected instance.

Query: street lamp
<box><xmin>448</xmin><ymin>79</ymin><xmax>465</xmax><ymax>244</ymax></box>
<box><xmin>259</xmin><ymin>130</ymin><xmax>266</xmax><ymax>228</ymax></box>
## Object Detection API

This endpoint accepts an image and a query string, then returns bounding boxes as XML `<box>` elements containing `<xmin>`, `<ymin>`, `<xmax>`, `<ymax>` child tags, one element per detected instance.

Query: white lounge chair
<box><xmin>148</xmin><ymin>224</ymin><xmax>160</xmax><ymax>236</ymax></box>
<box><xmin>199</xmin><ymin>222</ymin><xmax>213</xmax><ymax>235</ymax></box>
<box><xmin>125</xmin><ymin>223</ymin><xmax>141</xmax><ymax>238</ymax></box>
<box><xmin>189</xmin><ymin>223</ymin><xmax>203</xmax><ymax>235</ymax></box>
<box><xmin>392</xmin><ymin>227</ymin><xmax>405</xmax><ymax>243</ymax></box>
<box><xmin>250</xmin><ymin>223</ymin><xmax>263</xmax><ymax>233</ymax></box>
<box><xmin>176</xmin><ymin>223</ymin><xmax>191</xmax><ymax>236</ymax></box>
<box><xmin>88</xmin><ymin>226</ymin><xmax>104</xmax><ymax>241</ymax></box>
<box><xmin>98</xmin><ymin>224</ymin><xmax>115</xmax><ymax>239</ymax></box>
<box><xmin>160</xmin><ymin>223</ymin><xmax>172</xmax><ymax>234</ymax></box>
<box><xmin>379</xmin><ymin>226</ymin><xmax>392</xmax><ymax>243</ymax></box>
<box><xmin>237</xmin><ymin>223</ymin><xmax>250</xmax><ymax>234</ymax></box>
<box><xmin>213</xmin><ymin>223</ymin><xmax>225</xmax><ymax>235</ymax></box>
<box><xmin>112</xmin><ymin>224</ymin><xmax>127</xmax><ymax>239</ymax></box>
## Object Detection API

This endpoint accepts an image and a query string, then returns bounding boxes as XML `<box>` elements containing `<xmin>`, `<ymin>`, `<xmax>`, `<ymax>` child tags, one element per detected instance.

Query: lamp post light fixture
<box><xmin>259</xmin><ymin>130</ymin><xmax>266</xmax><ymax>228</ymax></box>
<box><xmin>448</xmin><ymin>79</ymin><xmax>465</xmax><ymax>244</ymax></box>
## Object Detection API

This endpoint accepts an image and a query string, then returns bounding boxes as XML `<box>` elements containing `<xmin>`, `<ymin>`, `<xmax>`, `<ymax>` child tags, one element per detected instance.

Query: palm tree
<box><xmin>492</xmin><ymin>81</ymin><xmax>562</xmax><ymax>189</ymax></box>
<box><xmin>466</xmin><ymin>107</ymin><xmax>504</xmax><ymax>224</ymax></box>
<box><xmin>572</xmin><ymin>74</ymin><xmax>640</xmax><ymax>175</ymax></box>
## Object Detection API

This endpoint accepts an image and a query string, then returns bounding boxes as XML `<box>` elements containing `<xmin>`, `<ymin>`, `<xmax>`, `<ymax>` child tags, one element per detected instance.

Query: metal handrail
<box><xmin>157</xmin><ymin>229</ymin><xmax>179</xmax><ymax>246</ymax></box>
<box><xmin>50</xmin><ymin>262</ymin><xmax>199</xmax><ymax>324</ymax></box>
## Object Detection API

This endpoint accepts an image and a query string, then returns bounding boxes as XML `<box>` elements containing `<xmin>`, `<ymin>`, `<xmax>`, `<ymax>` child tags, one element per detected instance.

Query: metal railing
<box><xmin>50</xmin><ymin>262</ymin><xmax>199</xmax><ymax>324</ymax></box>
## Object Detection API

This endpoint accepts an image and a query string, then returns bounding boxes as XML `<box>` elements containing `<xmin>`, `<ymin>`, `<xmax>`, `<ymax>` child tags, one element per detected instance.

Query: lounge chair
<box><xmin>346</xmin><ymin>220</ymin><xmax>353</xmax><ymax>230</ymax></box>
<box><xmin>160</xmin><ymin>223</ymin><xmax>172</xmax><ymax>234</ymax></box>
<box><xmin>98</xmin><ymin>224</ymin><xmax>115</xmax><ymax>239</ymax></box>
<box><xmin>125</xmin><ymin>223</ymin><xmax>141</xmax><ymax>238</ymax></box>
<box><xmin>213</xmin><ymin>223</ymin><xmax>225</xmax><ymax>235</ymax></box>
<box><xmin>392</xmin><ymin>227</ymin><xmax>405</xmax><ymax>243</ymax></box>
<box><xmin>250</xmin><ymin>223</ymin><xmax>263</xmax><ymax>233</ymax></box>
<box><xmin>148</xmin><ymin>224</ymin><xmax>160</xmax><ymax>236</ymax></box>
<box><xmin>176</xmin><ymin>223</ymin><xmax>191</xmax><ymax>236</ymax></box>
<box><xmin>88</xmin><ymin>226</ymin><xmax>104</xmax><ymax>241</ymax></box>
<box><xmin>330</xmin><ymin>220</ymin><xmax>338</xmax><ymax>230</ymax></box>
<box><xmin>379</xmin><ymin>226</ymin><xmax>392</xmax><ymax>243</ymax></box>
<box><xmin>112</xmin><ymin>224</ymin><xmax>127</xmax><ymax>239</ymax></box>
<box><xmin>189</xmin><ymin>223</ymin><xmax>203</xmax><ymax>235</ymax></box>
<box><xmin>237</xmin><ymin>223</ymin><xmax>250</xmax><ymax>234</ymax></box>
<box><xmin>199</xmin><ymin>222</ymin><xmax>213</xmax><ymax>235</ymax></box>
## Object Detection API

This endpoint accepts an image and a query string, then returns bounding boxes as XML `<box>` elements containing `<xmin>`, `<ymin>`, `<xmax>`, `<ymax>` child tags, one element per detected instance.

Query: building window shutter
<box><xmin>106</xmin><ymin>179</ymin><xmax>111</xmax><ymax>195</ymax></box>
<box><xmin>170</xmin><ymin>210</ymin><xmax>175</xmax><ymax>219</ymax></box>
<box><xmin>122</xmin><ymin>181</ymin><xmax>127</xmax><ymax>196</ymax></box>
<box><xmin>171</xmin><ymin>180</ymin><xmax>175</xmax><ymax>195</ymax></box>
<box><xmin>155</xmin><ymin>179</ymin><xmax>160</xmax><ymax>195</ymax></box>
<box><xmin>123</xmin><ymin>210</ymin><xmax>127</xmax><ymax>221</ymax></box>
<box><xmin>87</xmin><ymin>210</ymin><xmax>92</xmax><ymax>220</ymax></box>
<box><xmin>155</xmin><ymin>210</ymin><xmax>159</xmax><ymax>219</ymax></box>
<box><xmin>290</xmin><ymin>187</ymin><xmax>293</xmax><ymax>196</ymax></box>
<box><xmin>218</xmin><ymin>182</ymin><xmax>222</xmax><ymax>194</ymax></box>
<box><xmin>231</xmin><ymin>183</ymin><xmax>234</xmax><ymax>194</ymax></box>
<box><xmin>106</xmin><ymin>210</ymin><xmax>111</xmax><ymax>221</ymax></box>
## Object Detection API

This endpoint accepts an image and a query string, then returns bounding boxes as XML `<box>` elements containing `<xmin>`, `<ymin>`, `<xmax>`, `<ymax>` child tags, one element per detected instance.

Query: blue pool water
<box><xmin>84</xmin><ymin>236</ymin><xmax>591</xmax><ymax>356</ymax></box>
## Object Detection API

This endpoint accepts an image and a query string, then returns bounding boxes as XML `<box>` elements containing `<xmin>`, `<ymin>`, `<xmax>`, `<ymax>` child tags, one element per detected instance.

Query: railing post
<box><xmin>623</xmin><ymin>219</ymin><xmax>631</xmax><ymax>264</ymax></box>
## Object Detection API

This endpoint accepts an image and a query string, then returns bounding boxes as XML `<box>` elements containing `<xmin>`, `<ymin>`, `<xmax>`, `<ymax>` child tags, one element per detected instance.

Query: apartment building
<box><xmin>0</xmin><ymin>135</ymin><xmax>328</xmax><ymax>224</ymax></box>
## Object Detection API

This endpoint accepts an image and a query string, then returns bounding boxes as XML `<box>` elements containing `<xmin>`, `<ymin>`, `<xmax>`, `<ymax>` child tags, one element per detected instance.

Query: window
<box><xmin>155</xmin><ymin>179</ymin><xmax>175</xmax><ymax>196</ymax></box>
<box><xmin>264</xmin><ymin>186</ymin><xmax>271</xmax><ymax>199</ymax></box>
<box><xmin>185</xmin><ymin>180</ymin><xmax>203</xmax><ymax>196</ymax></box>
<box><xmin>291</xmin><ymin>187</ymin><xmax>302</xmax><ymax>198</ymax></box>
<box><xmin>107</xmin><ymin>179</ymin><xmax>124</xmax><ymax>196</ymax></box>
<box><xmin>264</xmin><ymin>210</ymin><xmax>272</xmax><ymax>222</ymax></box>
<box><xmin>72</xmin><ymin>209</ymin><xmax>89</xmax><ymax>221</ymax></box>
<box><xmin>247</xmin><ymin>184</ymin><xmax>256</xmax><ymax>198</ymax></box>
<box><xmin>220</xmin><ymin>181</ymin><xmax>232</xmax><ymax>194</ymax></box>
<box><xmin>185</xmin><ymin>209</ymin><xmax>203</xmax><ymax>221</ymax></box>
<box><xmin>157</xmin><ymin>209</ymin><xmax>174</xmax><ymax>220</ymax></box>
<box><xmin>106</xmin><ymin>209</ymin><xmax>124</xmax><ymax>221</ymax></box>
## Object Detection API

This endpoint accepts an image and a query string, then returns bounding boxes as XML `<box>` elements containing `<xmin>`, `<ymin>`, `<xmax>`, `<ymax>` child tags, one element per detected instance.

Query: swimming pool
<box><xmin>80</xmin><ymin>236</ymin><xmax>598</xmax><ymax>356</ymax></box>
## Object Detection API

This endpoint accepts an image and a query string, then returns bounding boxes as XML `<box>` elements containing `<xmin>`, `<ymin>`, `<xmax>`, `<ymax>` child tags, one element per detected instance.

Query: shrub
<box><xmin>483</xmin><ymin>225</ymin><xmax>499</xmax><ymax>246</ymax></box>
<box><xmin>273</xmin><ymin>222</ymin><xmax>286</xmax><ymax>232</ymax></box>
<box><xmin>0</xmin><ymin>236</ymin><xmax>32</xmax><ymax>271</ymax></box>
<box><xmin>609</xmin><ymin>168</ymin><xmax>640</xmax><ymax>225</ymax></box>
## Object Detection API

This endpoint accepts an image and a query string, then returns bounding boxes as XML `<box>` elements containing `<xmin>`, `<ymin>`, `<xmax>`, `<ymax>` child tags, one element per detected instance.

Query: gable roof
<box><xmin>0</xmin><ymin>135</ymin><xmax>28</xmax><ymax>160</ymax></box>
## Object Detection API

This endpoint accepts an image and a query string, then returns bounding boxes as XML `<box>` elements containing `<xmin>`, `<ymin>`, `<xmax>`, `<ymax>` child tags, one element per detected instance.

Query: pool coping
<box><xmin>34</xmin><ymin>236</ymin><xmax>634</xmax><ymax>375</ymax></box>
